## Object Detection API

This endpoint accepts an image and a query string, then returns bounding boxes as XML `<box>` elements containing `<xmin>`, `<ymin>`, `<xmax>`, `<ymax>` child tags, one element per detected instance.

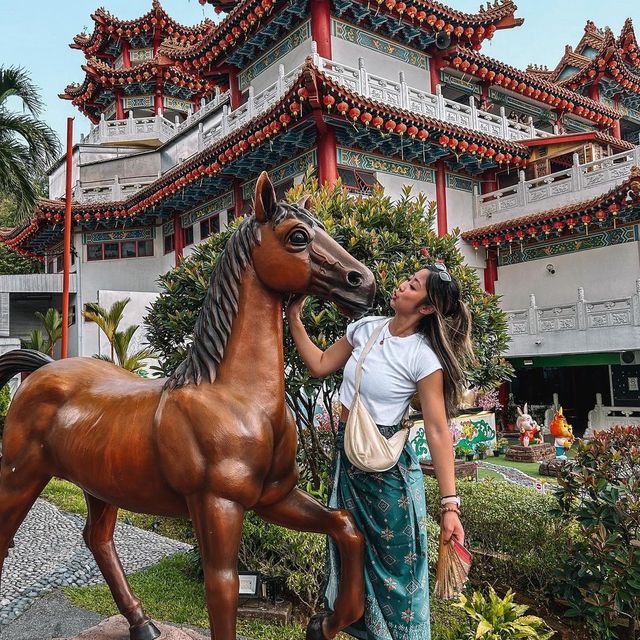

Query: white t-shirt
<box><xmin>339</xmin><ymin>316</ymin><xmax>442</xmax><ymax>426</ymax></box>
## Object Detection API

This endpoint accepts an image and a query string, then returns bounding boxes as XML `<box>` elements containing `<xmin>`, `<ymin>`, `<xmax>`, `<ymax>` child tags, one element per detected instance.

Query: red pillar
<box><xmin>435</xmin><ymin>159</ymin><xmax>447</xmax><ymax>237</ymax></box>
<box><xmin>121</xmin><ymin>41</ymin><xmax>131</xmax><ymax>68</ymax></box>
<box><xmin>317</xmin><ymin>126</ymin><xmax>338</xmax><ymax>186</ymax></box>
<box><xmin>114</xmin><ymin>89</ymin><xmax>124</xmax><ymax>119</ymax></box>
<box><xmin>484</xmin><ymin>249</ymin><xmax>497</xmax><ymax>294</ymax></box>
<box><xmin>153</xmin><ymin>30</ymin><xmax>161</xmax><ymax>56</ymax></box>
<box><xmin>429</xmin><ymin>54</ymin><xmax>442</xmax><ymax>93</ymax></box>
<box><xmin>310</xmin><ymin>0</ymin><xmax>332</xmax><ymax>59</ymax></box>
<box><xmin>233</xmin><ymin>179</ymin><xmax>243</xmax><ymax>218</ymax></box>
<box><xmin>588</xmin><ymin>82</ymin><xmax>600</xmax><ymax>102</ymax></box>
<box><xmin>482</xmin><ymin>169</ymin><xmax>498</xmax><ymax>194</ymax></box>
<box><xmin>229</xmin><ymin>69</ymin><xmax>240</xmax><ymax>110</ymax></box>
<box><xmin>612</xmin><ymin>95</ymin><xmax>621</xmax><ymax>138</ymax></box>
<box><xmin>61</xmin><ymin>117</ymin><xmax>73</xmax><ymax>359</ymax></box>
<box><xmin>173</xmin><ymin>212</ymin><xmax>184</xmax><ymax>266</ymax></box>
<box><xmin>154</xmin><ymin>79</ymin><xmax>163</xmax><ymax>116</ymax></box>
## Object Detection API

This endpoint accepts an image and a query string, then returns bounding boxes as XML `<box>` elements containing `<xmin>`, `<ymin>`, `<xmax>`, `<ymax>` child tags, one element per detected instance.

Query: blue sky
<box><xmin>1</xmin><ymin>1</ymin><xmax>638</xmax><ymax>143</ymax></box>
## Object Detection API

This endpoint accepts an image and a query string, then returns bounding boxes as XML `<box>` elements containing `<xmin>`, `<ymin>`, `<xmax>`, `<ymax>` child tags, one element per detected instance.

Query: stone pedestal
<box><xmin>539</xmin><ymin>458</ymin><xmax>568</xmax><ymax>477</ymax></box>
<box><xmin>56</xmin><ymin>617</ymin><xmax>208</xmax><ymax>640</ymax></box>
<box><xmin>505</xmin><ymin>443</ymin><xmax>556</xmax><ymax>463</ymax></box>
<box><xmin>420</xmin><ymin>460</ymin><xmax>477</xmax><ymax>480</ymax></box>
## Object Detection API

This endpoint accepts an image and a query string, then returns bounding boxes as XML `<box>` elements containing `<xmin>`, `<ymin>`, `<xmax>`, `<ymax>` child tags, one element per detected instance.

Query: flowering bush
<box><xmin>476</xmin><ymin>388</ymin><xmax>503</xmax><ymax>412</ymax></box>
<box><xmin>553</xmin><ymin>426</ymin><xmax>640</xmax><ymax>639</ymax></box>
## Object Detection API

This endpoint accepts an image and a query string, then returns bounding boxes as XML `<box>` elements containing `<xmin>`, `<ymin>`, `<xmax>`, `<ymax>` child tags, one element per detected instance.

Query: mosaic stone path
<box><xmin>0</xmin><ymin>499</ymin><xmax>192</xmax><ymax>629</ymax></box>
<box><xmin>478</xmin><ymin>461</ymin><xmax>554</xmax><ymax>492</ymax></box>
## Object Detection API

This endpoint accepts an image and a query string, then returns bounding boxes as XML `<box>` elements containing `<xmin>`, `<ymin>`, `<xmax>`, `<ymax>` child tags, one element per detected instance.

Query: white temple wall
<box><xmin>495</xmin><ymin>241</ymin><xmax>640</xmax><ymax>310</ymax></box>
<box><xmin>330</xmin><ymin>19</ymin><xmax>430</xmax><ymax>91</ymax></box>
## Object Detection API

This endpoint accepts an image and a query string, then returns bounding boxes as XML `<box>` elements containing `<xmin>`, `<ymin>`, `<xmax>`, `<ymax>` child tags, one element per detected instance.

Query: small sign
<box><xmin>629</xmin><ymin>377</ymin><xmax>639</xmax><ymax>392</ymax></box>
<box><xmin>238</xmin><ymin>572</ymin><xmax>261</xmax><ymax>598</ymax></box>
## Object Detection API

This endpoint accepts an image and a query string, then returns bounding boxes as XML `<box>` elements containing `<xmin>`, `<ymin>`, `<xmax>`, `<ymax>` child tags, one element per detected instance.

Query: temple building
<box><xmin>1</xmin><ymin>0</ymin><xmax>639</xmax><ymax>434</ymax></box>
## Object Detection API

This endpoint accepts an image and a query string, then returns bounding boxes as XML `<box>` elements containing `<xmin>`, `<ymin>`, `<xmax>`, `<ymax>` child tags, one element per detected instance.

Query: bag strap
<box><xmin>353</xmin><ymin>319</ymin><xmax>390</xmax><ymax>393</ymax></box>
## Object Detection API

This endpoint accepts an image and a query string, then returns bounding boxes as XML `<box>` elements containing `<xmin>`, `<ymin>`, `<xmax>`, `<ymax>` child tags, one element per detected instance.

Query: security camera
<box><xmin>546</xmin><ymin>264</ymin><xmax>556</xmax><ymax>275</ymax></box>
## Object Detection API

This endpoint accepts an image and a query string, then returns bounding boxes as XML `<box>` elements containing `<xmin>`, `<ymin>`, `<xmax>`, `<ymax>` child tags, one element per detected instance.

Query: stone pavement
<box><xmin>0</xmin><ymin>499</ymin><xmax>192</xmax><ymax>632</ymax></box>
<box><xmin>478</xmin><ymin>460</ymin><xmax>555</xmax><ymax>493</ymax></box>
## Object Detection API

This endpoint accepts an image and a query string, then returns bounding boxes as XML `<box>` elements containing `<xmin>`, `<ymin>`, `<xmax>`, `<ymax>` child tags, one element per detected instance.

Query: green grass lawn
<box><xmin>41</xmin><ymin>478</ymin><xmax>194</xmax><ymax>543</ymax></box>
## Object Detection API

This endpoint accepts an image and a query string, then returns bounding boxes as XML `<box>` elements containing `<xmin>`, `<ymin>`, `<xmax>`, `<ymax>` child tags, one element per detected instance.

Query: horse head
<box><xmin>251</xmin><ymin>172</ymin><xmax>375</xmax><ymax>317</ymax></box>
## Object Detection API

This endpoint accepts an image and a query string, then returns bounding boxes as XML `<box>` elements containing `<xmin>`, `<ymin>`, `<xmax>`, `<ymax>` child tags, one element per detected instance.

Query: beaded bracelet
<box><xmin>440</xmin><ymin>505</ymin><xmax>461</xmax><ymax>517</ymax></box>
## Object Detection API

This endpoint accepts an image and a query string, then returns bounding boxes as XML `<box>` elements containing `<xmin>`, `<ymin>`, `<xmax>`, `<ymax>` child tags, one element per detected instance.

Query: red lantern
<box><xmin>395</xmin><ymin>123</ymin><xmax>407</xmax><ymax>135</ymax></box>
<box><xmin>396</xmin><ymin>2</ymin><xmax>406</xmax><ymax>14</ymax></box>
<box><xmin>541</xmin><ymin>224</ymin><xmax>551</xmax><ymax>236</ymax></box>
<box><xmin>323</xmin><ymin>95</ymin><xmax>335</xmax><ymax>111</ymax></box>
<box><xmin>337</xmin><ymin>101</ymin><xmax>349</xmax><ymax>115</ymax></box>
<box><xmin>426</xmin><ymin>14</ymin><xmax>436</xmax><ymax>26</ymax></box>
<box><xmin>417</xmin><ymin>129</ymin><xmax>429</xmax><ymax>140</ymax></box>
<box><xmin>297</xmin><ymin>87</ymin><xmax>309</xmax><ymax>101</ymax></box>
<box><xmin>458</xmin><ymin>140</ymin><xmax>469</xmax><ymax>152</ymax></box>
<box><xmin>289</xmin><ymin>101</ymin><xmax>301</xmax><ymax>115</ymax></box>
<box><xmin>372</xmin><ymin>115</ymin><xmax>384</xmax><ymax>129</ymax></box>
<box><xmin>360</xmin><ymin>112</ymin><xmax>373</xmax><ymax>125</ymax></box>
<box><xmin>279</xmin><ymin>113</ymin><xmax>291</xmax><ymax>126</ymax></box>
<box><xmin>453</xmin><ymin>56</ymin><xmax>463</xmax><ymax>68</ymax></box>
<box><xmin>453</xmin><ymin>25</ymin><xmax>464</xmax><ymax>38</ymax></box>
<box><xmin>385</xmin><ymin>120</ymin><xmax>397</xmax><ymax>133</ymax></box>
<box><xmin>581</xmin><ymin>214</ymin><xmax>592</xmax><ymax>235</ymax></box>
<box><xmin>407</xmin><ymin>125</ymin><xmax>418</xmax><ymax>138</ymax></box>
<box><xmin>348</xmin><ymin>107</ymin><xmax>361</xmax><ymax>122</ymax></box>
<box><xmin>416</xmin><ymin>10</ymin><xmax>426</xmax><ymax>23</ymax></box>
<box><xmin>438</xmin><ymin>135</ymin><xmax>449</xmax><ymax>146</ymax></box>
<box><xmin>472</xmin><ymin>240</ymin><xmax>480</xmax><ymax>252</ymax></box>
<box><xmin>406</xmin><ymin>6</ymin><xmax>417</xmax><ymax>19</ymax></box>
<box><xmin>527</xmin><ymin>226</ymin><xmax>537</xmax><ymax>238</ymax></box>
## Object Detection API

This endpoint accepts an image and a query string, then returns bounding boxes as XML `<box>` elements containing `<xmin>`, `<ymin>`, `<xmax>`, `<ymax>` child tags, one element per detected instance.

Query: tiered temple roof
<box><xmin>59</xmin><ymin>55</ymin><xmax>213</xmax><ymax>123</ymax></box>
<box><xmin>71</xmin><ymin>0</ymin><xmax>212</xmax><ymax>59</ymax></box>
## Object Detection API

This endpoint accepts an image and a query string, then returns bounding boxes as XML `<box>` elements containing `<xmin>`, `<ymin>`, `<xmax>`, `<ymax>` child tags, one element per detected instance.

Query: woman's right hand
<box><xmin>286</xmin><ymin>294</ymin><xmax>308</xmax><ymax>322</ymax></box>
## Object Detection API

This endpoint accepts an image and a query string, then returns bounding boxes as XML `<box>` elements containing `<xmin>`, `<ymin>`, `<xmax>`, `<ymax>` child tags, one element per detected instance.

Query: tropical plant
<box><xmin>0</xmin><ymin>67</ymin><xmax>60</xmax><ymax>222</ymax></box>
<box><xmin>21</xmin><ymin>328</ymin><xmax>48</xmax><ymax>354</ymax></box>
<box><xmin>455</xmin><ymin>587</ymin><xmax>555</xmax><ymax>639</ymax></box>
<box><xmin>35</xmin><ymin>308</ymin><xmax>62</xmax><ymax>357</ymax></box>
<box><xmin>553</xmin><ymin>426</ymin><xmax>640</xmax><ymax>640</ymax></box>
<box><xmin>83</xmin><ymin>298</ymin><xmax>155</xmax><ymax>373</ymax></box>
<box><xmin>145</xmin><ymin>174</ymin><xmax>513</xmax><ymax>494</ymax></box>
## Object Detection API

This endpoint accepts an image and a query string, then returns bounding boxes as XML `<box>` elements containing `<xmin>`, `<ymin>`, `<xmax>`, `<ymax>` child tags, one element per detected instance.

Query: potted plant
<box><xmin>465</xmin><ymin>449</ymin><xmax>476</xmax><ymax>462</ymax></box>
<box><xmin>454</xmin><ymin>444</ymin><xmax>467</xmax><ymax>460</ymax></box>
<box><xmin>494</xmin><ymin>437</ymin><xmax>509</xmax><ymax>457</ymax></box>
<box><xmin>476</xmin><ymin>442</ymin><xmax>489</xmax><ymax>460</ymax></box>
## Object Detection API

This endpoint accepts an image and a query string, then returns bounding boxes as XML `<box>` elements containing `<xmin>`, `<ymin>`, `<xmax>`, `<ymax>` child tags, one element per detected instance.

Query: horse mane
<box><xmin>165</xmin><ymin>201</ymin><xmax>323</xmax><ymax>390</ymax></box>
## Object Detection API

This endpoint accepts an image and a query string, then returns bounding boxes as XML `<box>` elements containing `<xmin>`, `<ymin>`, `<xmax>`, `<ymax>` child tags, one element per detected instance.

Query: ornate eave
<box><xmin>7</xmin><ymin>59</ymin><xmax>530</xmax><ymax>256</ymax></box>
<box><xmin>71</xmin><ymin>0</ymin><xmax>212</xmax><ymax>59</ymax></box>
<box><xmin>444</xmin><ymin>48</ymin><xmax>619</xmax><ymax>127</ymax></box>
<box><xmin>59</xmin><ymin>56</ymin><xmax>214</xmax><ymax>123</ymax></box>
<box><xmin>461</xmin><ymin>166</ymin><xmax>640</xmax><ymax>251</ymax></box>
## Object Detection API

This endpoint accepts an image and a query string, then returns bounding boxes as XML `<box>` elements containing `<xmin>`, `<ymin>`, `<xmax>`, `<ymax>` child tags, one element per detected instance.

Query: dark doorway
<box><xmin>511</xmin><ymin>365</ymin><xmax>611</xmax><ymax>437</ymax></box>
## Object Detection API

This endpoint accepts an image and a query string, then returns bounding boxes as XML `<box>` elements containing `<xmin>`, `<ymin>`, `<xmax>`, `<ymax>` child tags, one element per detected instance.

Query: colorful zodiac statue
<box><xmin>549</xmin><ymin>407</ymin><xmax>575</xmax><ymax>459</ymax></box>
<box><xmin>516</xmin><ymin>403</ymin><xmax>541</xmax><ymax>447</ymax></box>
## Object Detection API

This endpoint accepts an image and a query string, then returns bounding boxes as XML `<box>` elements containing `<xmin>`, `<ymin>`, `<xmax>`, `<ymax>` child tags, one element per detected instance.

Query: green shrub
<box><xmin>455</xmin><ymin>587</ymin><xmax>555</xmax><ymax>639</ymax></box>
<box><xmin>553</xmin><ymin>426</ymin><xmax>640</xmax><ymax>640</ymax></box>
<box><xmin>425</xmin><ymin>477</ymin><xmax>569</xmax><ymax>597</ymax></box>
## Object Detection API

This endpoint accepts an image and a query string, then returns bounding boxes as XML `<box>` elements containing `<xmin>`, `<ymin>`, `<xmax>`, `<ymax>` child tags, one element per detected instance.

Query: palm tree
<box><xmin>83</xmin><ymin>299</ymin><xmax>130</xmax><ymax>362</ymax></box>
<box><xmin>83</xmin><ymin>298</ymin><xmax>155</xmax><ymax>373</ymax></box>
<box><xmin>0</xmin><ymin>67</ymin><xmax>60</xmax><ymax>223</ymax></box>
<box><xmin>21</xmin><ymin>328</ymin><xmax>48</xmax><ymax>354</ymax></box>
<box><xmin>35</xmin><ymin>308</ymin><xmax>62</xmax><ymax>357</ymax></box>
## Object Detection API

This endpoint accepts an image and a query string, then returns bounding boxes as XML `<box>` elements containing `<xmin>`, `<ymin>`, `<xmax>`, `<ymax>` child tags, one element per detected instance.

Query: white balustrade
<box><xmin>586</xmin><ymin>393</ymin><xmax>640</xmax><ymax>437</ymax></box>
<box><xmin>77</xmin><ymin>175</ymin><xmax>157</xmax><ymax>203</ymax></box>
<box><xmin>476</xmin><ymin>145</ymin><xmax>640</xmax><ymax>221</ymax></box>
<box><xmin>505</xmin><ymin>281</ymin><xmax>640</xmax><ymax>338</ymax></box>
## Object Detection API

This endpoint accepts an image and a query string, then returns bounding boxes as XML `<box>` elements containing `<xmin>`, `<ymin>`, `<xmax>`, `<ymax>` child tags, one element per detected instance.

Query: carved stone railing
<box><xmin>586</xmin><ymin>393</ymin><xmax>640</xmax><ymax>437</ymax></box>
<box><xmin>506</xmin><ymin>282</ymin><xmax>640</xmax><ymax>337</ymax></box>
<box><xmin>475</xmin><ymin>145</ymin><xmax>640</xmax><ymax>222</ymax></box>
<box><xmin>314</xmin><ymin>54</ymin><xmax>551</xmax><ymax>142</ymax></box>
<box><xmin>76</xmin><ymin>175</ymin><xmax>158</xmax><ymax>203</ymax></box>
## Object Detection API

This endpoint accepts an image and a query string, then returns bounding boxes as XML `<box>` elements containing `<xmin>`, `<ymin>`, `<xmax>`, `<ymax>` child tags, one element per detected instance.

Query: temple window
<box><xmin>200</xmin><ymin>215</ymin><xmax>220</xmax><ymax>240</ymax></box>
<box><xmin>184</xmin><ymin>225</ymin><xmax>194</xmax><ymax>247</ymax></box>
<box><xmin>163</xmin><ymin>232</ymin><xmax>175</xmax><ymax>255</ymax></box>
<box><xmin>338</xmin><ymin>168</ymin><xmax>379</xmax><ymax>196</ymax></box>
<box><xmin>87</xmin><ymin>239</ymin><xmax>154</xmax><ymax>261</ymax></box>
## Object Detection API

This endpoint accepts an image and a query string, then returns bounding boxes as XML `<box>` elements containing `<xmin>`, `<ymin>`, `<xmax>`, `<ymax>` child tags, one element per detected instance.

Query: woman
<box><xmin>287</xmin><ymin>262</ymin><xmax>473</xmax><ymax>640</ymax></box>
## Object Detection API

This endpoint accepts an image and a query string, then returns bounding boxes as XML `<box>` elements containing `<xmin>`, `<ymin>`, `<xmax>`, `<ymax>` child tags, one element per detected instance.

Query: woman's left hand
<box><xmin>441</xmin><ymin>511</ymin><xmax>464</xmax><ymax>547</ymax></box>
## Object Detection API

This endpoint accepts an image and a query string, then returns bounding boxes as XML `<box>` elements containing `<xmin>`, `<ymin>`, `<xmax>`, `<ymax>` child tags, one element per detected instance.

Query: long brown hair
<box><xmin>418</xmin><ymin>266</ymin><xmax>474</xmax><ymax>421</ymax></box>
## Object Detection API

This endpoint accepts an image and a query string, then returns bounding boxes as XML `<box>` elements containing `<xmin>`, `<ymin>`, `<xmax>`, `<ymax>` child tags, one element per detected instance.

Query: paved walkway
<box><xmin>478</xmin><ymin>461</ymin><xmax>554</xmax><ymax>493</ymax></box>
<box><xmin>0</xmin><ymin>499</ymin><xmax>192</xmax><ymax>631</ymax></box>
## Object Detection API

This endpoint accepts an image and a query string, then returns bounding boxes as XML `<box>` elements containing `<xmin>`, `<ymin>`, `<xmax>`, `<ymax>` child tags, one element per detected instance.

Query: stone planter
<box><xmin>421</xmin><ymin>460</ymin><xmax>477</xmax><ymax>480</ymax></box>
<box><xmin>505</xmin><ymin>443</ymin><xmax>556</xmax><ymax>462</ymax></box>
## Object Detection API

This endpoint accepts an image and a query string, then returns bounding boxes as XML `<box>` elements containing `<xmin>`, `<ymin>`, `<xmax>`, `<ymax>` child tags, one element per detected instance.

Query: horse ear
<box><xmin>297</xmin><ymin>194</ymin><xmax>313</xmax><ymax>210</ymax></box>
<box><xmin>254</xmin><ymin>171</ymin><xmax>277</xmax><ymax>223</ymax></box>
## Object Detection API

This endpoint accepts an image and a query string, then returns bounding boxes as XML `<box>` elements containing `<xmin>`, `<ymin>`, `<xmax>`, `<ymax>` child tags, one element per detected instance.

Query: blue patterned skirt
<box><xmin>324</xmin><ymin>422</ymin><xmax>431</xmax><ymax>640</ymax></box>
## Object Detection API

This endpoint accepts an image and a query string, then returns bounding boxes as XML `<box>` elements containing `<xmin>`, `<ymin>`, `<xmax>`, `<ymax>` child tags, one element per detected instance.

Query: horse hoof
<box><xmin>306</xmin><ymin>613</ymin><xmax>328</xmax><ymax>640</ymax></box>
<box><xmin>130</xmin><ymin>621</ymin><xmax>161</xmax><ymax>640</ymax></box>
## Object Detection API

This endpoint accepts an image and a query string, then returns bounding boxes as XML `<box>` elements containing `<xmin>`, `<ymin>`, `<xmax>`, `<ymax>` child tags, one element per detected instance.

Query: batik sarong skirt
<box><xmin>324</xmin><ymin>422</ymin><xmax>431</xmax><ymax>640</ymax></box>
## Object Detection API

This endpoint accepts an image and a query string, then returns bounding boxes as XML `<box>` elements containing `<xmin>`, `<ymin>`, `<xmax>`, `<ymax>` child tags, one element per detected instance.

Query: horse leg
<box><xmin>187</xmin><ymin>494</ymin><xmax>244</xmax><ymax>640</ymax></box>
<box><xmin>82</xmin><ymin>493</ymin><xmax>160</xmax><ymax>640</ymax></box>
<box><xmin>0</xmin><ymin>455</ymin><xmax>50</xmax><ymax>592</ymax></box>
<box><xmin>254</xmin><ymin>487</ymin><xmax>365</xmax><ymax>640</ymax></box>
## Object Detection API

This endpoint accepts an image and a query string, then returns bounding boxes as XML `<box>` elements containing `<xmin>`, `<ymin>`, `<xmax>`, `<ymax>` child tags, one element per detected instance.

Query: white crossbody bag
<box><xmin>343</xmin><ymin>320</ymin><xmax>410</xmax><ymax>473</ymax></box>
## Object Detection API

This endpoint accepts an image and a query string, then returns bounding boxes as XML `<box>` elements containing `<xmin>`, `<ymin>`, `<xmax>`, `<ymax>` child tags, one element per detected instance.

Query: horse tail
<box><xmin>0</xmin><ymin>349</ymin><xmax>53</xmax><ymax>390</ymax></box>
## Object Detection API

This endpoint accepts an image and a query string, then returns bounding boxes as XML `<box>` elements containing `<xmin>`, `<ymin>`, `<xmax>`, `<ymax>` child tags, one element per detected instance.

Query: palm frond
<box><xmin>0</xmin><ymin>66</ymin><xmax>45</xmax><ymax>116</ymax></box>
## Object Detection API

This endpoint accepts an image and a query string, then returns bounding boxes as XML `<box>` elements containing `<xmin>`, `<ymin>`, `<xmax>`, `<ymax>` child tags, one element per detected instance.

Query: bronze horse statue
<box><xmin>0</xmin><ymin>172</ymin><xmax>375</xmax><ymax>640</ymax></box>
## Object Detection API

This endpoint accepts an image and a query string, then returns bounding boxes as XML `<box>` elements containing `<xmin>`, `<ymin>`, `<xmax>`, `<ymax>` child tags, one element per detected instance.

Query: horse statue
<box><xmin>549</xmin><ymin>407</ymin><xmax>574</xmax><ymax>459</ymax></box>
<box><xmin>0</xmin><ymin>172</ymin><xmax>375</xmax><ymax>640</ymax></box>
<box><xmin>516</xmin><ymin>403</ymin><xmax>541</xmax><ymax>447</ymax></box>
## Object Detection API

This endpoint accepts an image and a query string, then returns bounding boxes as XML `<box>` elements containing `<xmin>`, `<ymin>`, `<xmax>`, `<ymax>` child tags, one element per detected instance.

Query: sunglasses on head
<box><xmin>433</xmin><ymin>261</ymin><xmax>452</xmax><ymax>282</ymax></box>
